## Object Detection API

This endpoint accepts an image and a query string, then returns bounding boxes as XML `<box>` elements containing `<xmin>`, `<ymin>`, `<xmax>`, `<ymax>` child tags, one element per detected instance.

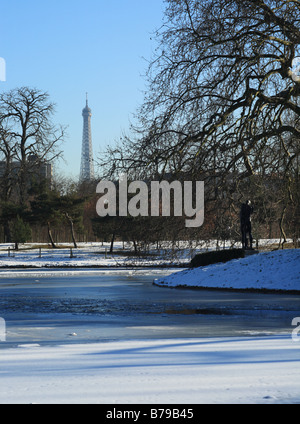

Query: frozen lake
<box><xmin>0</xmin><ymin>268</ymin><xmax>299</xmax><ymax>347</ymax></box>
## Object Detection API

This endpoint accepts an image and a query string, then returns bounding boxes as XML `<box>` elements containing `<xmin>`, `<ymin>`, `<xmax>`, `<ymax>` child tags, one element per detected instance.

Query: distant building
<box><xmin>80</xmin><ymin>94</ymin><xmax>95</xmax><ymax>181</ymax></box>
<box><xmin>0</xmin><ymin>156</ymin><xmax>52</xmax><ymax>187</ymax></box>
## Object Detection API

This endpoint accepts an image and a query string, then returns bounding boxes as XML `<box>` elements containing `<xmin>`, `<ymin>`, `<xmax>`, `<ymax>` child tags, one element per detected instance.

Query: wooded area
<box><xmin>0</xmin><ymin>1</ymin><xmax>299</xmax><ymax>250</ymax></box>
<box><xmin>99</xmin><ymin>0</ymin><xmax>300</xmax><ymax>249</ymax></box>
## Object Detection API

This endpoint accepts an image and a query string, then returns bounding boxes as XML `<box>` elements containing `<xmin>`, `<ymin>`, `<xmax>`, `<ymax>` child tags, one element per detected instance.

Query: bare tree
<box><xmin>106</xmin><ymin>0</ymin><xmax>299</xmax><ymax>173</ymax></box>
<box><xmin>0</xmin><ymin>87</ymin><xmax>66</xmax><ymax>242</ymax></box>
<box><xmin>99</xmin><ymin>0</ymin><xmax>300</xmax><ymax>243</ymax></box>
<box><xmin>0</xmin><ymin>87</ymin><xmax>65</xmax><ymax>205</ymax></box>
<box><xmin>0</xmin><ymin>126</ymin><xmax>15</xmax><ymax>202</ymax></box>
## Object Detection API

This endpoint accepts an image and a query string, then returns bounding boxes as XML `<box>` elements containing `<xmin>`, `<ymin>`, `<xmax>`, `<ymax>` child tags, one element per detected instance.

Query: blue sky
<box><xmin>0</xmin><ymin>0</ymin><xmax>165</xmax><ymax>179</ymax></box>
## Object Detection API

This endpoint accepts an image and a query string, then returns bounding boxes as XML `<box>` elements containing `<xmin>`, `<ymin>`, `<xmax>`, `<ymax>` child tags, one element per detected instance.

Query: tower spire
<box><xmin>80</xmin><ymin>95</ymin><xmax>94</xmax><ymax>181</ymax></box>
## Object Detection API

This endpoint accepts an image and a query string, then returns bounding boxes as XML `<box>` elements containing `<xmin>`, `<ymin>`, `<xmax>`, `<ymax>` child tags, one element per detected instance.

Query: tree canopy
<box><xmin>101</xmin><ymin>0</ymin><xmax>300</xmax><ymax>182</ymax></box>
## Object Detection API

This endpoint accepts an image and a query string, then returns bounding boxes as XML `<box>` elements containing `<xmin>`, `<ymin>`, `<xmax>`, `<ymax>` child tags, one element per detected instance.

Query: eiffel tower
<box><xmin>80</xmin><ymin>94</ymin><xmax>94</xmax><ymax>181</ymax></box>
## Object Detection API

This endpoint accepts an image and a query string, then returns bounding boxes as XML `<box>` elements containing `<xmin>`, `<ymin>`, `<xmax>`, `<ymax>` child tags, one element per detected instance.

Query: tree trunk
<box><xmin>133</xmin><ymin>240</ymin><xmax>138</xmax><ymax>254</ymax></box>
<box><xmin>65</xmin><ymin>213</ymin><xmax>78</xmax><ymax>248</ymax></box>
<box><xmin>279</xmin><ymin>205</ymin><xmax>287</xmax><ymax>250</ymax></box>
<box><xmin>47</xmin><ymin>222</ymin><xmax>57</xmax><ymax>248</ymax></box>
<box><xmin>109</xmin><ymin>232</ymin><xmax>115</xmax><ymax>253</ymax></box>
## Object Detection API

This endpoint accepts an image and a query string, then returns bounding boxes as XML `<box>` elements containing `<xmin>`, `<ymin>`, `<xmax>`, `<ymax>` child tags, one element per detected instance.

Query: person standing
<box><xmin>240</xmin><ymin>200</ymin><xmax>254</xmax><ymax>250</ymax></box>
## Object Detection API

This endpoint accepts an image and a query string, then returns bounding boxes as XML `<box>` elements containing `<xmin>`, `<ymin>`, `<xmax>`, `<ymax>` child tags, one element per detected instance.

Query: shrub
<box><xmin>11</xmin><ymin>215</ymin><xmax>32</xmax><ymax>250</ymax></box>
<box><xmin>190</xmin><ymin>249</ymin><xmax>245</xmax><ymax>268</ymax></box>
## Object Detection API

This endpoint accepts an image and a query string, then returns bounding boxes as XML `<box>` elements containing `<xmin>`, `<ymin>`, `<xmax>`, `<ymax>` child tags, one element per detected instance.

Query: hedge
<box><xmin>190</xmin><ymin>248</ymin><xmax>245</xmax><ymax>268</ymax></box>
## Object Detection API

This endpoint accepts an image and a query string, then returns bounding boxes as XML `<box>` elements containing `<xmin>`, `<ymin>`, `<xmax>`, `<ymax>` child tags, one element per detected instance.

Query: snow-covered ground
<box><xmin>0</xmin><ymin>241</ymin><xmax>190</xmax><ymax>268</ymax></box>
<box><xmin>0</xmin><ymin>239</ymin><xmax>294</xmax><ymax>268</ymax></box>
<box><xmin>0</xmin><ymin>243</ymin><xmax>299</xmax><ymax>404</ymax></box>
<box><xmin>0</xmin><ymin>336</ymin><xmax>299</xmax><ymax>404</ymax></box>
<box><xmin>154</xmin><ymin>249</ymin><xmax>300</xmax><ymax>292</ymax></box>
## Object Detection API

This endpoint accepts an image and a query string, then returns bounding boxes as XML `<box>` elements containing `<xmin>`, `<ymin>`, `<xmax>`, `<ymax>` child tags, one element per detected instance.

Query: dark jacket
<box><xmin>240</xmin><ymin>203</ymin><xmax>253</xmax><ymax>224</ymax></box>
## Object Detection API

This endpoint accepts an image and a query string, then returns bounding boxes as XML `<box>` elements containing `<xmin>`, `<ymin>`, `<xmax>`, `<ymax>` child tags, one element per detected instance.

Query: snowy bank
<box><xmin>0</xmin><ymin>336</ymin><xmax>299</xmax><ymax>404</ymax></box>
<box><xmin>154</xmin><ymin>249</ymin><xmax>300</xmax><ymax>293</ymax></box>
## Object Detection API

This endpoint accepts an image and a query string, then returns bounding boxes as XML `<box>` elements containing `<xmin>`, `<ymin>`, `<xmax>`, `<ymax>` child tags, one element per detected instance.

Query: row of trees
<box><xmin>91</xmin><ymin>173</ymin><xmax>299</xmax><ymax>252</ymax></box>
<box><xmin>0</xmin><ymin>161</ymin><xmax>298</xmax><ymax>251</ymax></box>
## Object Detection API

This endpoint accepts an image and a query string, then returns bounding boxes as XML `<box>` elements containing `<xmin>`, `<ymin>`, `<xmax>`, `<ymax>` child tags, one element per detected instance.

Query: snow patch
<box><xmin>154</xmin><ymin>249</ymin><xmax>300</xmax><ymax>292</ymax></box>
